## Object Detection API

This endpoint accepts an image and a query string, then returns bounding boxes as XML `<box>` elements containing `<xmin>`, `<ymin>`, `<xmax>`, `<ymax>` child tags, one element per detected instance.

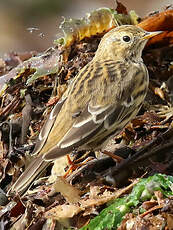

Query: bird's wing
<box><xmin>33</xmin><ymin>96</ymin><xmax>67</xmax><ymax>155</ymax></box>
<box><xmin>43</xmin><ymin>98</ymin><xmax>136</xmax><ymax>161</ymax></box>
<box><xmin>58</xmin><ymin>104</ymin><xmax>114</xmax><ymax>147</ymax></box>
<box><xmin>43</xmin><ymin>103</ymin><xmax>115</xmax><ymax>160</ymax></box>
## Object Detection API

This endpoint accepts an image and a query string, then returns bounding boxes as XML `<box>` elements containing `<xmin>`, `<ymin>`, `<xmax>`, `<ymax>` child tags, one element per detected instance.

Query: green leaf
<box><xmin>81</xmin><ymin>198</ymin><xmax>129</xmax><ymax>230</ymax></box>
<box><xmin>81</xmin><ymin>174</ymin><xmax>173</xmax><ymax>230</ymax></box>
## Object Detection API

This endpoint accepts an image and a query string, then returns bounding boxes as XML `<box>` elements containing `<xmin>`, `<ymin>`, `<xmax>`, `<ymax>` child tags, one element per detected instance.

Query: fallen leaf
<box><xmin>116</xmin><ymin>0</ymin><xmax>128</xmax><ymax>15</ymax></box>
<box><xmin>53</xmin><ymin>176</ymin><xmax>81</xmax><ymax>203</ymax></box>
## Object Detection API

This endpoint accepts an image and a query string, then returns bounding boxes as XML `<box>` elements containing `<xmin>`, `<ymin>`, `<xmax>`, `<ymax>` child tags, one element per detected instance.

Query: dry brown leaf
<box><xmin>142</xmin><ymin>200</ymin><xmax>158</xmax><ymax>210</ymax></box>
<box><xmin>139</xmin><ymin>10</ymin><xmax>173</xmax><ymax>31</ymax></box>
<box><xmin>147</xmin><ymin>31</ymin><xmax>173</xmax><ymax>47</ymax></box>
<box><xmin>166</xmin><ymin>214</ymin><xmax>173</xmax><ymax>230</ymax></box>
<box><xmin>45</xmin><ymin>204</ymin><xmax>82</xmax><ymax>220</ymax></box>
<box><xmin>11</xmin><ymin>204</ymin><xmax>32</xmax><ymax>230</ymax></box>
<box><xmin>45</xmin><ymin>180</ymin><xmax>138</xmax><ymax>220</ymax></box>
<box><xmin>138</xmin><ymin>10</ymin><xmax>173</xmax><ymax>46</ymax></box>
<box><xmin>53</xmin><ymin>176</ymin><xmax>81</xmax><ymax>203</ymax></box>
<box><xmin>0</xmin><ymin>201</ymin><xmax>16</xmax><ymax>219</ymax></box>
<box><xmin>116</xmin><ymin>0</ymin><xmax>128</xmax><ymax>15</ymax></box>
<box><xmin>140</xmin><ymin>204</ymin><xmax>164</xmax><ymax>218</ymax></box>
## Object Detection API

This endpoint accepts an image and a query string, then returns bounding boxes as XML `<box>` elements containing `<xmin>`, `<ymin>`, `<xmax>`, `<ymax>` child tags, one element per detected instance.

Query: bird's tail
<box><xmin>8</xmin><ymin>156</ymin><xmax>50</xmax><ymax>196</ymax></box>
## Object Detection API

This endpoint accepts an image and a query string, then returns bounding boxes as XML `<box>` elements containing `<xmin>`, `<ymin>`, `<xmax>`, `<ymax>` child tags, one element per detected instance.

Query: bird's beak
<box><xmin>142</xmin><ymin>31</ymin><xmax>163</xmax><ymax>40</ymax></box>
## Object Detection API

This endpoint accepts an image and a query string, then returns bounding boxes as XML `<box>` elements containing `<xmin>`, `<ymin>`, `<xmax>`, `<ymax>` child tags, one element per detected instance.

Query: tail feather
<box><xmin>8</xmin><ymin>156</ymin><xmax>50</xmax><ymax>196</ymax></box>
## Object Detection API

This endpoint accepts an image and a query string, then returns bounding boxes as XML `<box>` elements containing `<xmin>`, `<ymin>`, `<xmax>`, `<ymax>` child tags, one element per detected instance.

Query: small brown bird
<box><xmin>9</xmin><ymin>25</ymin><xmax>162</xmax><ymax>195</ymax></box>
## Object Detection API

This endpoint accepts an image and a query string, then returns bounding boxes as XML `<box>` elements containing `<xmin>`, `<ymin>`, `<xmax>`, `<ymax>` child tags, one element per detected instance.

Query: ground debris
<box><xmin>0</xmin><ymin>2</ymin><xmax>173</xmax><ymax>230</ymax></box>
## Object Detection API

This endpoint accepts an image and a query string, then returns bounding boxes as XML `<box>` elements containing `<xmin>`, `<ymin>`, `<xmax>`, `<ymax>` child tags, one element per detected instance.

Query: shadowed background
<box><xmin>0</xmin><ymin>0</ymin><xmax>172</xmax><ymax>55</ymax></box>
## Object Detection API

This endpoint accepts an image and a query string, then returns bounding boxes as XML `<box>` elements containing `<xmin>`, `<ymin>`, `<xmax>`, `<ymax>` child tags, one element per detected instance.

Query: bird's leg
<box><xmin>64</xmin><ymin>149</ymin><xmax>124</xmax><ymax>178</ymax></box>
<box><xmin>102</xmin><ymin>150</ymin><xmax>124</xmax><ymax>163</ymax></box>
<box><xmin>66</xmin><ymin>154</ymin><xmax>73</xmax><ymax>165</ymax></box>
<box><xmin>63</xmin><ymin>155</ymin><xmax>74</xmax><ymax>178</ymax></box>
<box><xmin>63</xmin><ymin>154</ymin><xmax>93</xmax><ymax>178</ymax></box>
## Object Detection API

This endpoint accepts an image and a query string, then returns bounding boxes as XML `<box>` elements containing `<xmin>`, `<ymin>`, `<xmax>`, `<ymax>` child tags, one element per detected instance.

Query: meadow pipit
<box><xmin>10</xmin><ymin>25</ymin><xmax>162</xmax><ymax>195</ymax></box>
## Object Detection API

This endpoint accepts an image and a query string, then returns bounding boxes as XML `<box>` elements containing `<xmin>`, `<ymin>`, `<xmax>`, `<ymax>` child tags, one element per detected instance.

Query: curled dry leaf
<box><xmin>55</xmin><ymin>8</ymin><xmax>132</xmax><ymax>48</ymax></box>
<box><xmin>138</xmin><ymin>10</ymin><xmax>173</xmax><ymax>46</ymax></box>
<box><xmin>138</xmin><ymin>9</ymin><xmax>173</xmax><ymax>31</ymax></box>
<box><xmin>11</xmin><ymin>201</ymin><xmax>33</xmax><ymax>230</ymax></box>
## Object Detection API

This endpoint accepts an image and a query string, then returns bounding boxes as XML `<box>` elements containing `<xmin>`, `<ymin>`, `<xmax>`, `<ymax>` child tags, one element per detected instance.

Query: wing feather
<box><xmin>33</xmin><ymin>97</ymin><xmax>67</xmax><ymax>155</ymax></box>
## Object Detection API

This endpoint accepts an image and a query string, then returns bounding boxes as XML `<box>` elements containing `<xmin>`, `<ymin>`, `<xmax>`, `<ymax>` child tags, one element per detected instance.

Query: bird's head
<box><xmin>94</xmin><ymin>25</ymin><xmax>162</xmax><ymax>62</ymax></box>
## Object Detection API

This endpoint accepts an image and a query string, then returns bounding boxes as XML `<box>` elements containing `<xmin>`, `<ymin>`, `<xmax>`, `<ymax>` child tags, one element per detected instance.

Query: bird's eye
<box><xmin>122</xmin><ymin>35</ymin><xmax>131</xmax><ymax>42</ymax></box>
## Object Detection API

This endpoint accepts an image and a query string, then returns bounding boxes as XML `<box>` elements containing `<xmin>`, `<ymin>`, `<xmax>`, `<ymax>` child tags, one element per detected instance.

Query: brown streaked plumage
<box><xmin>9</xmin><ymin>25</ymin><xmax>162</xmax><ymax>195</ymax></box>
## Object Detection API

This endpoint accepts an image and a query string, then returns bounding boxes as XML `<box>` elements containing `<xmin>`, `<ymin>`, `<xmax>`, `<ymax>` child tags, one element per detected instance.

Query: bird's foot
<box><xmin>63</xmin><ymin>154</ymin><xmax>93</xmax><ymax>178</ymax></box>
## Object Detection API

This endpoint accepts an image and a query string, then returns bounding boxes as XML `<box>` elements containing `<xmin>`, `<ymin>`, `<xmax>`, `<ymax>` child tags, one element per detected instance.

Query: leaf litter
<box><xmin>0</xmin><ymin>1</ymin><xmax>173</xmax><ymax>229</ymax></box>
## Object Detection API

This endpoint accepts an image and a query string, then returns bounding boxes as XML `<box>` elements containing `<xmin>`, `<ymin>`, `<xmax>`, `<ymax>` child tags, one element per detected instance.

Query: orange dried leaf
<box><xmin>138</xmin><ymin>10</ymin><xmax>173</xmax><ymax>31</ymax></box>
<box><xmin>147</xmin><ymin>31</ymin><xmax>173</xmax><ymax>47</ymax></box>
<box><xmin>138</xmin><ymin>10</ymin><xmax>173</xmax><ymax>46</ymax></box>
